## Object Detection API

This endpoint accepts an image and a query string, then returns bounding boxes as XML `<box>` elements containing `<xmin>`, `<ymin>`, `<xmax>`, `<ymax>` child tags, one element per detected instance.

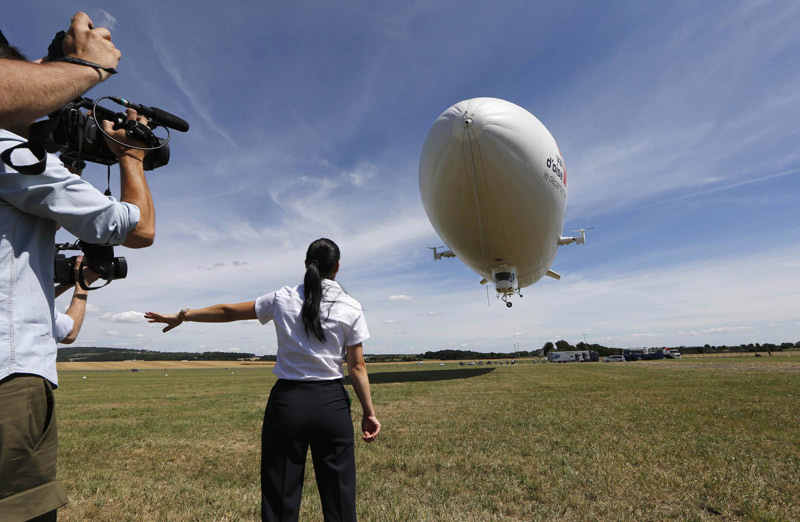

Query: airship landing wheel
<box><xmin>505</xmin><ymin>301</ymin><xmax>513</xmax><ymax>308</ymax></box>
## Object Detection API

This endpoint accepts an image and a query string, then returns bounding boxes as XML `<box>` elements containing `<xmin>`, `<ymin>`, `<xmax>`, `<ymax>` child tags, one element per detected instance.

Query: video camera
<box><xmin>37</xmin><ymin>30</ymin><xmax>189</xmax><ymax>171</ymax></box>
<box><xmin>54</xmin><ymin>241</ymin><xmax>127</xmax><ymax>291</ymax></box>
<box><xmin>32</xmin><ymin>96</ymin><xmax>182</xmax><ymax>172</ymax></box>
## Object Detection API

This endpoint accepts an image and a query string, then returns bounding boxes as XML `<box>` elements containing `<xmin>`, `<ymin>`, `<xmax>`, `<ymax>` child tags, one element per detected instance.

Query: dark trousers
<box><xmin>261</xmin><ymin>379</ymin><xmax>356</xmax><ymax>522</ymax></box>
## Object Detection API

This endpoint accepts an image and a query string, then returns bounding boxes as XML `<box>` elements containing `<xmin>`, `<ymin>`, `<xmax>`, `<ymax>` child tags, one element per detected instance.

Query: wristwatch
<box><xmin>178</xmin><ymin>308</ymin><xmax>190</xmax><ymax>322</ymax></box>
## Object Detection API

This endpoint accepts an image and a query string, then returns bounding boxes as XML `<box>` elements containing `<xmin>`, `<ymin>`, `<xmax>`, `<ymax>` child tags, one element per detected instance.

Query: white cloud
<box><xmin>678</xmin><ymin>326</ymin><xmax>756</xmax><ymax>337</ymax></box>
<box><xmin>103</xmin><ymin>330</ymin><xmax>143</xmax><ymax>338</ymax></box>
<box><xmin>389</xmin><ymin>295</ymin><xmax>412</xmax><ymax>300</ymax></box>
<box><xmin>100</xmin><ymin>311</ymin><xmax>146</xmax><ymax>323</ymax></box>
<box><xmin>344</xmin><ymin>163</ymin><xmax>376</xmax><ymax>187</ymax></box>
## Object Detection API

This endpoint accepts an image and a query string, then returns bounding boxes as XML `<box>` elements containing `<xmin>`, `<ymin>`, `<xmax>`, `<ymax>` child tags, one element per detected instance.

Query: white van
<box><xmin>604</xmin><ymin>355</ymin><xmax>625</xmax><ymax>362</ymax></box>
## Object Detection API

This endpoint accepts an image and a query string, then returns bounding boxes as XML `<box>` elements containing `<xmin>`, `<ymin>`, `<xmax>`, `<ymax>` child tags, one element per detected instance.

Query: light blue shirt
<box><xmin>0</xmin><ymin>129</ymin><xmax>140</xmax><ymax>385</ymax></box>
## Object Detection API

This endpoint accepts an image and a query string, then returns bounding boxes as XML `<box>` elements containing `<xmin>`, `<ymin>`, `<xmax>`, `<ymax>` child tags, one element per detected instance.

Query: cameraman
<box><xmin>0</xmin><ymin>13</ymin><xmax>120</xmax><ymax>129</ymax></box>
<box><xmin>0</xmin><ymin>16</ymin><xmax>154</xmax><ymax>522</ymax></box>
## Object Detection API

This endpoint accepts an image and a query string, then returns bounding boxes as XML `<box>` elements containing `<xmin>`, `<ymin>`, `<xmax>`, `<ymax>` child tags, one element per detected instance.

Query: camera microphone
<box><xmin>109</xmin><ymin>97</ymin><xmax>190</xmax><ymax>133</ymax></box>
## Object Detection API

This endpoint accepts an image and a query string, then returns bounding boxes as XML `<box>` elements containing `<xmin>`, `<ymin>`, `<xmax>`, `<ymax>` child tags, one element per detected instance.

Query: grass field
<box><xmin>53</xmin><ymin>356</ymin><xmax>800</xmax><ymax>521</ymax></box>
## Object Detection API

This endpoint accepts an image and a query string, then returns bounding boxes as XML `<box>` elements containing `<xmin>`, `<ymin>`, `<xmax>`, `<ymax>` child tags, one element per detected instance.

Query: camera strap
<box><xmin>52</xmin><ymin>56</ymin><xmax>118</xmax><ymax>76</ymax></box>
<box><xmin>0</xmin><ymin>118</ymin><xmax>64</xmax><ymax>175</ymax></box>
<box><xmin>77</xmin><ymin>263</ymin><xmax>112</xmax><ymax>292</ymax></box>
<box><xmin>0</xmin><ymin>140</ymin><xmax>48</xmax><ymax>175</ymax></box>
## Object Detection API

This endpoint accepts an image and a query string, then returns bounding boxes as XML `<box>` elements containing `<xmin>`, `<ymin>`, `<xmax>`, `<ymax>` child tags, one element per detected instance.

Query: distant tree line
<box><xmin>537</xmin><ymin>340</ymin><xmax>799</xmax><ymax>357</ymax></box>
<box><xmin>57</xmin><ymin>347</ymin><xmax>258</xmax><ymax>362</ymax></box>
<box><xmin>670</xmin><ymin>342</ymin><xmax>798</xmax><ymax>355</ymax></box>
<box><xmin>420</xmin><ymin>349</ymin><xmax>536</xmax><ymax>361</ymax></box>
<box><xmin>417</xmin><ymin>341</ymin><xmax>800</xmax><ymax>362</ymax></box>
<box><xmin>57</xmin><ymin>340</ymin><xmax>800</xmax><ymax>364</ymax></box>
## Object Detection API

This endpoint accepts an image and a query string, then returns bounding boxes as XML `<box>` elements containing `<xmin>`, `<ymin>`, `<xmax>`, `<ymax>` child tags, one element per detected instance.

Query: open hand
<box><xmin>144</xmin><ymin>311</ymin><xmax>182</xmax><ymax>333</ymax></box>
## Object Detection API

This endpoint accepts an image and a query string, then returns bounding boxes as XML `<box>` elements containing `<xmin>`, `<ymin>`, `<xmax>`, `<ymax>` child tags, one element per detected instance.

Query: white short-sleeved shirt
<box><xmin>254</xmin><ymin>279</ymin><xmax>369</xmax><ymax>381</ymax></box>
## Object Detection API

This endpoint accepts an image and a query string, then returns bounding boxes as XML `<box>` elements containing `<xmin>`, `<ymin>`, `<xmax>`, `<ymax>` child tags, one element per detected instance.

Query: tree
<box><xmin>555</xmin><ymin>339</ymin><xmax>571</xmax><ymax>351</ymax></box>
<box><xmin>542</xmin><ymin>342</ymin><xmax>554</xmax><ymax>356</ymax></box>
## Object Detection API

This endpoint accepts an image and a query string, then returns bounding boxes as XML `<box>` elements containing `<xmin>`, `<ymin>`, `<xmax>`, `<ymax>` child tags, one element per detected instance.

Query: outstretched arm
<box><xmin>145</xmin><ymin>301</ymin><xmax>257</xmax><ymax>333</ymax></box>
<box><xmin>346</xmin><ymin>343</ymin><xmax>380</xmax><ymax>443</ymax></box>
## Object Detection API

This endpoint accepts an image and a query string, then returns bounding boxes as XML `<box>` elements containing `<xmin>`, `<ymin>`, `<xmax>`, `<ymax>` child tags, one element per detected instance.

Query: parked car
<box><xmin>666</xmin><ymin>349</ymin><xmax>682</xmax><ymax>359</ymax></box>
<box><xmin>604</xmin><ymin>355</ymin><xmax>626</xmax><ymax>362</ymax></box>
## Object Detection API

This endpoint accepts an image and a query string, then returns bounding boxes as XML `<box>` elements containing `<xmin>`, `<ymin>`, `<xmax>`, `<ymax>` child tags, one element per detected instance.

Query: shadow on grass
<box><xmin>346</xmin><ymin>368</ymin><xmax>495</xmax><ymax>385</ymax></box>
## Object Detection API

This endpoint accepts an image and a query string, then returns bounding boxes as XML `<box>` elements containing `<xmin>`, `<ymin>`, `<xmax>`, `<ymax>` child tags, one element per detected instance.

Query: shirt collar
<box><xmin>321</xmin><ymin>278</ymin><xmax>341</xmax><ymax>289</ymax></box>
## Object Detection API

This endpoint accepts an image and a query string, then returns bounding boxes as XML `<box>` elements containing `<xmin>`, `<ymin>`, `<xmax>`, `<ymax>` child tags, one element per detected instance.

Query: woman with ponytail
<box><xmin>144</xmin><ymin>238</ymin><xmax>380</xmax><ymax>522</ymax></box>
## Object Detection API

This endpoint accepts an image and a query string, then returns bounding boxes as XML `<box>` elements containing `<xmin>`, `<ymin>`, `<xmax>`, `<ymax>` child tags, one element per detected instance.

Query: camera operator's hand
<box><xmin>72</xmin><ymin>255</ymin><xmax>100</xmax><ymax>293</ymax></box>
<box><xmin>100</xmin><ymin>108</ymin><xmax>149</xmax><ymax>161</ymax></box>
<box><xmin>53</xmin><ymin>254</ymin><xmax>101</xmax><ymax>298</ymax></box>
<box><xmin>0</xmin><ymin>12</ymin><xmax>121</xmax><ymax>128</ymax></box>
<box><xmin>62</xmin><ymin>12</ymin><xmax>121</xmax><ymax>82</ymax></box>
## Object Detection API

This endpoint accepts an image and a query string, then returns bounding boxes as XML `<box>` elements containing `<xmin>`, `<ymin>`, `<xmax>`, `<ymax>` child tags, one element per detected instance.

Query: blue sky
<box><xmin>6</xmin><ymin>1</ymin><xmax>799</xmax><ymax>354</ymax></box>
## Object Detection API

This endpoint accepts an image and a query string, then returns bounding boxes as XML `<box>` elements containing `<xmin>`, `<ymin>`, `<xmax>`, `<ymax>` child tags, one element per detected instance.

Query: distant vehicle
<box><xmin>459</xmin><ymin>361</ymin><xmax>466</xmax><ymax>366</ymax></box>
<box><xmin>623</xmin><ymin>347</ymin><xmax>665</xmax><ymax>361</ymax></box>
<box><xmin>604</xmin><ymin>355</ymin><xmax>625</xmax><ymax>362</ymax></box>
<box><xmin>478</xmin><ymin>361</ymin><xmax>484</xmax><ymax>365</ymax></box>
<box><xmin>438</xmin><ymin>362</ymin><xmax>445</xmax><ymax>366</ymax></box>
<box><xmin>666</xmin><ymin>349</ymin><xmax>681</xmax><ymax>359</ymax></box>
<box><xmin>547</xmin><ymin>350</ymin><xmax>599</xmax><ymax>363</ymax></box>
<box><xmin>469</xmin><ymin>361</ymin><xmax>476</xmax><ymax>366</ymax></box>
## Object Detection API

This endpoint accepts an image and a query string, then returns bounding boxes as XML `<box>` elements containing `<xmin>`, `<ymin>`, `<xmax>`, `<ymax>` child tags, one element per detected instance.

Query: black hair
<box><xmin>0</xmin><ymin>30</ymin><xmax>27</xmax><ymax>61</ymax></box>
<box><xmin>302</xmin><ymin>238</ymin><xmax>340</xmax><ymax>342</ymax></box>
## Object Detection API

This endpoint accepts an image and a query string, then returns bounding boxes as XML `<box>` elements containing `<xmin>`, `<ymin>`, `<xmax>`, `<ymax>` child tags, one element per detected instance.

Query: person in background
<box><xmin>144</xmin><ymin>238</ymin><xmax>380</xmax><ymax>522</ymax></box>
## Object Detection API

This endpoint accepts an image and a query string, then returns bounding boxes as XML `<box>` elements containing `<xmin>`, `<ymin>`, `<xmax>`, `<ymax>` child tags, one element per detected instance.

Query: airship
<box><xmin>419</xmin><ymin>97</ymin><xmax>588</xmax><ymax>307</ymax></box>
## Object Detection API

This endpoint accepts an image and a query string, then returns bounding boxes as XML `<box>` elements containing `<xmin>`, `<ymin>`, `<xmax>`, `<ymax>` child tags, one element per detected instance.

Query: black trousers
<box><xmin>261</xmin><ymin>379</ymin><xmax>356</xmax><ymax>522</ymax></box>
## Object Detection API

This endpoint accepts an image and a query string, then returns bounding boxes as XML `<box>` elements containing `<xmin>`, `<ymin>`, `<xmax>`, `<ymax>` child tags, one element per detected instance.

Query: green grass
<box><xmin>54</xmin><ymin>359</ymin><xmax>800</xmax><ymax>521</ymax></box>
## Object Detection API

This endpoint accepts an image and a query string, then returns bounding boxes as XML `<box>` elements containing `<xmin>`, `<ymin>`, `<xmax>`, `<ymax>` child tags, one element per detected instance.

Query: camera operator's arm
<box><xmin>55</xmin><ymin>255</ymin><xmax>98</xmax><ymax>344</ymax></box>
<box><xmin>0</xmin><ymin>12</ymin><xmax>120</xmax><ymax>128</ymax></box>
<box><xmin>145</xmin><ymin>302</ymin><xmax>257</xmax><ymax>333</ymax></box>
<box><xmin>100</xmin><ymin>109</ymin><xmax>155</xmax><ymax>248</ymax></box>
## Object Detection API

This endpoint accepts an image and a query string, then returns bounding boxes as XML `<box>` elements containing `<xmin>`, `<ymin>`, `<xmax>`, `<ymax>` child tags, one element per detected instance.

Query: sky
<box><xmin>5</xmin><ymin>1</ymin><xmax>799</xmax><ymax>355</ymax></box>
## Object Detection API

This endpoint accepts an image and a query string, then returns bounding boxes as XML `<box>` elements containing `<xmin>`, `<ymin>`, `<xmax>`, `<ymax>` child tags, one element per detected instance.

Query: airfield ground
<box><xmin>53</xmin><ymin>354</ymin><xmax>799</xmax><ymax>521</ymax></box>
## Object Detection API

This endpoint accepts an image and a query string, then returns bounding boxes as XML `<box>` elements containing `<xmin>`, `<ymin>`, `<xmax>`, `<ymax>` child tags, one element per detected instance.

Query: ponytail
<box><xmin>301</xmin><ymin>238</ymin><xmax>340</xmax><ymax>342</ymax></box>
